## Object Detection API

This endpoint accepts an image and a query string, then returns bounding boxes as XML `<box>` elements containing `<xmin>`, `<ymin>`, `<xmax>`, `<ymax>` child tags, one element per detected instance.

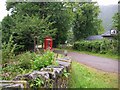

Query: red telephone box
<box><xmin>44</xmin><ymin>36</ymin><xmax>53</xmax><ymax>50</ymax></box>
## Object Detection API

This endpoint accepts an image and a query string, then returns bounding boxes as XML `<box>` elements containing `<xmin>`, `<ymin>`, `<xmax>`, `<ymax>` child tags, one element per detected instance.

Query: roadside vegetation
<box><xmin>72</xmin><ymin>39</ymin><xmax>118</xmax><ymax>60</ymax></box>
<box><xmin>56</xmin><ymin>47</ymin><xmax>118</xmax><ymax>60</ymax></box>
<box><xmin>73</xmin><ymin>39</ymin><xmax>118</xmax><ymax>54</ymax></box>
<box><xmin>73</xmin><ymin>50</ymin><xmax>118</xmax><ymax>60</ymax></box>
<box><xmin>68</xmin><ymin>61</ymin><xmax>118</xmax><ymax>88</ymax></box>
<box><xmin>1</xmin><ymin>35</ymin><xmax>57</xmax><ymax>80</ymax></box>
<box><xmin>1</xmin><ymin>50</ymin><xmax>56</xmax><ymax>80</ymax></box>
<box><xmin>1</xmin><ymin>1</ymin><xmax>119</xmax><ymax>88</ymax></box>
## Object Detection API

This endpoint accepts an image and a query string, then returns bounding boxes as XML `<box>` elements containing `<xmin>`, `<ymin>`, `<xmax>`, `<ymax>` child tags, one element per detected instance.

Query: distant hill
<box><xmin>98</xmin><ymin>5</ymin><xmax>118</xmax><ymax>31</ymax></box>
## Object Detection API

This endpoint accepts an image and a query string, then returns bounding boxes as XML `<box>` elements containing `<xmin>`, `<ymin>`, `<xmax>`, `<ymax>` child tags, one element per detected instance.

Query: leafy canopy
<box><xmin>72</xmin><ymin>3</ymin><xmax>104</xmax><ymax>41</ymax></box>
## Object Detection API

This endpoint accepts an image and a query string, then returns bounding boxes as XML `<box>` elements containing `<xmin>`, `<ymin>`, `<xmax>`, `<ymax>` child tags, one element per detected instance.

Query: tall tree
<box><xmin>112</xmin><ymin>12</ymin><xmax>120</xmax><ymax>40</ymax></box>
<box><xmin>112</xmin><ymin>12</ymin><xmax>120</xmax><ymax>55</ymax></box>
<box><xmin>2</xmin><ymin>2</ymin><xmax>74</xmax><ymax>49</ymax></box>
<box><xmin>2</xmin><ymin>2</ymin><xmax>57</xmax><ymax>51</ymax></box>
<box><xmin>33</xmin><ymin>2</ymin><xmax>74</xmax><ymax>47</ymax></box>
<box><xmin>112</xmin><ymin>13</ymin><xmax>120</xmax><ymax>30</ymax></box>
<box><xmin>72</xmin><ymin>2</ymin><xmax>104</xmax><ymax>41</ymax></box>
<box><xmin>2</xmin><ymin>15</ymin><xmax>15</xmax><ymax>43</ymax></box>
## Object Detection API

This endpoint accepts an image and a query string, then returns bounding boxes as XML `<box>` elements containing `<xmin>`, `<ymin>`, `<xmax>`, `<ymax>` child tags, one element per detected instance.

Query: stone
<box><xmin>47</xmin><ymin>65</ymin><xmax>64</xmax><ymax>68</ymax></box>
<box><xmin>28</xmin><ymin>71</ymin><xmax>50</xmax><ymax>80</ymax></box>
<box><xmin>0</xmin><ymin>80</ymin><xmax>27</xmax><ymax>88</ymax></box>
<box><xmin>57</xmin><ymin>61</ymin><xmax>70</xmax><ymax>67</ymax></box>
<box><xmin>2</xmin><ymin>57</ymin><xmax>72</xmax><ymax>88</ymax></box>
<box><xmin>3</xmin><ymin>83</ymin><xmax>24</xmax><ymax>88</ymax></box>
<box><xmin>57</xmin><ymin>58</ymin><xmax>72</xmax><ymax>63</ymax></box>
<box><xmin>41</xmin><ymin>67</ymin><xmax>64</xmax><ymax>74</ymax></box>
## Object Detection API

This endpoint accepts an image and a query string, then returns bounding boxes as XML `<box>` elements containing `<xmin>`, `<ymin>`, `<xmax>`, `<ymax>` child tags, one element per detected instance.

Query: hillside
<box><xmin>99</xmin><ymin>5</ymin><xmax>118</xmax><ymax>31</ymax></box>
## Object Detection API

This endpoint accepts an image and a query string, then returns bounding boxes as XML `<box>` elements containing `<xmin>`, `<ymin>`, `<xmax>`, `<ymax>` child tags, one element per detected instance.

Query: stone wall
<box><xmin>1</xmin><ymin>57</ymin><xmax>71</xmax><ymax>89</ymax></box>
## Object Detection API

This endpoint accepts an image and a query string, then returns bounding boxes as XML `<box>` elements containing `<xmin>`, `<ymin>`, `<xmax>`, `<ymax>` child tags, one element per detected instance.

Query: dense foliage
<box><xmin>2</xmin><ymin>9</ymin><xmax>56</xmax><ymax>51</ymax></box>
<box><xmin>32</xmin><ymin>50</ymin><xmax>55</xmax><ymax>70</ymax></box>
<box><xmin>112</xmin><ymin>13</ymin><xmax>120</xmax><ymax>30</ymax></box>
<box><xmin>112</xmin><ymin>12</ymin><xmax>120</xmax><ymax>55</ymax></box>
<box><xmin>73</xmin><ymin>39</ymin><xmax>118</xmax><ymax>54</ymax></box>
<box><xmin>72</xmin><ymin>3</ymin><xmax>104</xmax><ymax>41</ymax></box>
<box><xmin>2</xmin><ymin>33</ymin><xmax>56</xmax><ymax>79</ymax></box>
<box><xmin>2</xmin><ymin>2</ymin><xmax>103</xmax><ymax>51</ymax></box>
<box><xmin>1</xmin><ymin>50</ymin><xmax>55</xmax><ymax>80</ymax></box>
<box><xmin>2</xmin><ymin>2</ymin><xmax>74</xmax><ymax>51</ymax></box>
<box><xmin>112</xmin><ymin>13</ymin><xmax>120</xmax><ymax>40</ymax></box>
<box><xmin>2</xmin><ymin>35</ymin><xmax>16</xmax><ymax>65</ymax></box>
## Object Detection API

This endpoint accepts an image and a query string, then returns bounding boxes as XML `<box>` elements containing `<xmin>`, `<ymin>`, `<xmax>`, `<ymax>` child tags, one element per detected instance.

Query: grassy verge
<box><xmin>72</xmin><ymin>50</ymin><xmax>118</xmax><ymax>60</ymax></box>
<box><xmin>55</xmin><ymin>48</ymin><xmax>118</xmax><ymax>60</ymax></box>
<box><xmin>68</xmin><ymin>61</ymin><xmax>118</xmax><ymax>88</ymax></box>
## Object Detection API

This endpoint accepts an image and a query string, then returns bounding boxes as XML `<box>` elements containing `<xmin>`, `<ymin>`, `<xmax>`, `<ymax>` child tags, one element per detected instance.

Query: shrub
<box><xmin>73</xmin><ymin>39</ymin><xmax>118</xmax><ymax>54</ymax></box>
<box><xmin>2</xmin><ymin>35</ymin><xmax>16</xmax><ymax>65</ymax></box>
<box><xmin>18</xmin><ymin>52</ymin><xmax>36</xmax><ymax>69</ymax></box>
<box><xmin>32</xmin><ymin>50</ymin><xmax>55</xmax><ymax>70</ymax></box>
<box><xmin>1</xmin><ymin>49</ymin><xmax>56</xmax><ymax>80</ymax></box>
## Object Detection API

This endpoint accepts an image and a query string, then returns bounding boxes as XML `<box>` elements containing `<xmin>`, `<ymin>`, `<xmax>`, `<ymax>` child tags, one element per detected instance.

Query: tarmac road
<box><xmin>68</xmin><ymin>52</ymin><xmax>119</xmax><ymax>73</ymax></box>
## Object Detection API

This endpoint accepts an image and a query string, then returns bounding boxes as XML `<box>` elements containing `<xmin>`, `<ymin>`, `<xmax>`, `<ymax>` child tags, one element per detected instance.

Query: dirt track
<box><xmin>68</xmin><ymin>52</ymin><xmax>119</xmax><ymax>73</ymax></box>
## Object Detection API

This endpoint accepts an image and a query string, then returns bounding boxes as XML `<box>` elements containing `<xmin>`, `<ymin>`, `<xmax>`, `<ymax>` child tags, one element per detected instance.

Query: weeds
<box><xmin>29</xmin><ymin>77</ymin><xmax>44</xmax><ymax>88</ymax></box>
<box><xmin>18</xmin><ymin>52</ymin><xmax>36</xmax><ymax>69</ymax></box>
<box><xmin>32</xmin><ymin>50</ymin><xmax>55</xmax><ymax>70</ymax></box>
<box><xmin>1</xmin><ymin>50</ymin><xmax>56</xmax><ymax>80</ymax></box>
<box><xmin>2</xmin><ymin>35</ymin><xmax>16</xmax><ymax>65</ymax></box>
<box><xmin>62</xmin><ymin>69</ymin><xmax>70</xmax><ymax>78</ymax></box>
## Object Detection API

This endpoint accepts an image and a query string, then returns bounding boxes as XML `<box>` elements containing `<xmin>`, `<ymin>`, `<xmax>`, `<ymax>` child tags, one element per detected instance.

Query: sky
<box><xmin>93</xmin><ymin>0</ymin><xmax>118</xmax><ymax>5</ymax></box>
<box><xmin>0</xmin><ymin>0</ymin><xmax>119</xmax><ymax>21</ymax></box>
<box><xmin>0</xmin><ymin>0</ymin><xmax>8</xmax><ymax>21</ymax></box>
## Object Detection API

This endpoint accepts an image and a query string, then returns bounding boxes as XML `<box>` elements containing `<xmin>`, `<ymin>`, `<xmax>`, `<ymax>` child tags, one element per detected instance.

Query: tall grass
<box><xmin>68</xmin><ymin>61</ymin><xmax>118</xmax><ymax>88</ymax></box>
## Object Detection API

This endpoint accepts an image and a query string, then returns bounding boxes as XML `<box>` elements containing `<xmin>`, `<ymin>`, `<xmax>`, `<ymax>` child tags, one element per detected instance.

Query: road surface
<box><xmin>68</xmin><ymin>52</ymin><xmax>119</xmax><ymax>73</ymax></box>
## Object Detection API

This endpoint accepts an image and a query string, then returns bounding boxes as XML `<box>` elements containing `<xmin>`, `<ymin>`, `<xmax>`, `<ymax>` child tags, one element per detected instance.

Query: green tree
<box><xmin>67</xmin><ymin>28</ymin><xmax>74</xmax><ymax>44</ymax></box>
<box><xmin>40</xmin><ymin>2</ymin><xmax>74</xmax><ymax>47</ymax></box>
<box><xmin>0</xmin><ymin>22</ymin><xmax>2</xmax><ymax>50</ymax></box>
<box><xmin>112</xmin><ymin>13</ymin><xmax>120</xmax><ymax>31</ymax></box>
<box><xmin>1</xmin><ymin>15</ymin><xmax>15</xmax><ymax>43</ymax></box>
<box><xmin>112</xmin><ymin>13</ymin><xmax>120</xmax><ymax>40</ymax></box>
<box><xmin>2</xmin><ymin>2</ymin><xmax>57</xmax><ymax>51</ymax></box>
<box><xmin>12</xmin><ymin>14</ymin><xmax>56</xmax><ymax>51</ymax></box>
<box><xmin>3</xmin><ymin>2</ymin><xmax>74</xmax><ymax>49</ymax></box>
<box><xmin>112</xmin><ymin>12</ymin><xmax>120</xmax><ymax>55</ymax></box>
<box><xmin>73</xmin><ymin>3</ymin><xmax>104</xmax><ymax>41</ymax></box>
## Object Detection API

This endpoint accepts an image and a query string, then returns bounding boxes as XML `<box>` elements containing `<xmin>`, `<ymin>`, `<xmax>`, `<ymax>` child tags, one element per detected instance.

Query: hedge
<box><xmin>73</xmin><ymin>39</ymin><xmax>118</xmax><ymax>54</ymax></box>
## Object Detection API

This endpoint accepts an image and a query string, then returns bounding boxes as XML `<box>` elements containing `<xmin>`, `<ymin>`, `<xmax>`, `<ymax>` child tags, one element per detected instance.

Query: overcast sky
<box><xmin>0</xmin><ymin>0</ymin><xmax>119</xmax><ymax>21</ymax></box>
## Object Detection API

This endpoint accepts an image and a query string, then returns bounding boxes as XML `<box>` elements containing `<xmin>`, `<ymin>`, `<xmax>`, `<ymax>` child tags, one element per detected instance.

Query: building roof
<box><xmin>102</xmin><ymin>30</ymin><xmax>111</xmax><ymax>37</ymax></box>
<box><xmin>86</xmin><ymin>30</ymin><xmax>115</xmax><ymax>40</ymax></box>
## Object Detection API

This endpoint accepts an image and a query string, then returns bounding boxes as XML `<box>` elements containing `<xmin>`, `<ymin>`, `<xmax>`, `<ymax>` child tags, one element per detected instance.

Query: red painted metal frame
<box><xmin>44</xmin><ymin>36</ymin><xmax>53</xmax><ymax>50</ymax></box>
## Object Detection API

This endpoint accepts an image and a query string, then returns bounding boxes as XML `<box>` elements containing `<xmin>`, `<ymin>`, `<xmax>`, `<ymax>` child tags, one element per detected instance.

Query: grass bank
<box><xmin>68</xmin><ymin>61</ymin><xmax>118</xmax><ymax>88</ymax></box>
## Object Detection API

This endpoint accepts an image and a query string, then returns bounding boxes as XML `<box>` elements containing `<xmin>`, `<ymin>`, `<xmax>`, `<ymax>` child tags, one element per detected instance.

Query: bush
<box><xmin>18</xmin><ymin>52</ymin><xmax>36</xmax><ymax>69</ymax></box>
<box><xmin>1</xmin><ymin>51</ymin><xmax>55</xmax><ymax>80</ymax></box>
<box><xmin>2</xmin><ymin>35</ymin><xmax>16</xmax><ymax>64</ymax></box>
<box><xmin>73</xmin><ymin>39</ymin><xmax>118</xmax><ymax>54</ymax></box>
<box><xmin>32</xmin><ymin>50</ymin><xmax>55</xmax><ymax>70</ymax></box>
